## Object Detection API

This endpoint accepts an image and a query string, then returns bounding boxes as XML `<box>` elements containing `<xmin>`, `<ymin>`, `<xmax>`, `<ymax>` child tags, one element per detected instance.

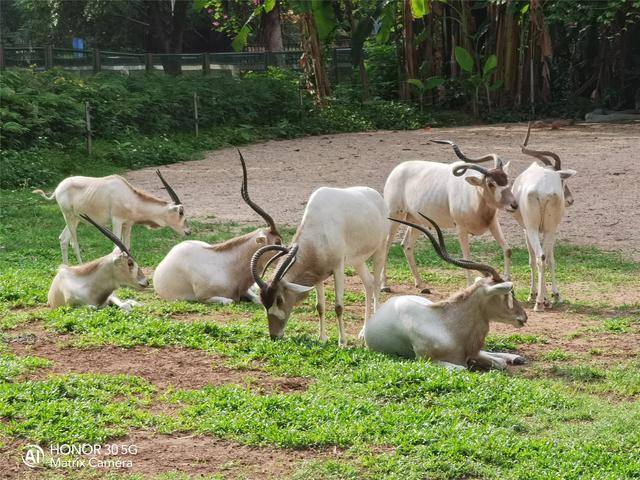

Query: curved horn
<box><xmin>156</xmin><ymin>170</ymin><xmax>182</xmax><ymax>205</ymax></box>
<box><xmin>521</xmin><ymin>122</ymin><xmax>561</xmax><ymax>170</ymax></box>
<box><xmin>390</xmin><ymin>214</ymin><xmax>501</xmax><ymax>281</ymax></box>
<box><xmin>261</xmin><ymin>249</ymin><xmax>288</xmax><ymax>277</ymax></box>
<box><xmin>238</xmin><ymin>149</ymin><xmax>278</xmax><ymax>234</ymax></box>
<box><xmin>273</xmin><ymin>244</ymin><xmax>299</xmax><ymax>282</ymax></box>
<box><xmin>432</xmin><ymin>139</ymin><xmax>501</xmax><ymax>167</ymax></box>
<box><xmin>452</xmin><ymin>163</ymin><xmax>490</xmax><ymax>177</ymax></box>
<box><xmin>80</xmin><ymin>214</ymin><xmax>132</xmax><ymax>258</ymax></box>
<box><xmin>250</xmin><ymin>245</ymin><xmax>291</xmax><ymax>290</ymax></box>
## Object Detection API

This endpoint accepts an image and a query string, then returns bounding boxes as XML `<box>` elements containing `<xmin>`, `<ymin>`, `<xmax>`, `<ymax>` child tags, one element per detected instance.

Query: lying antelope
<box><xmin>48</xmin><ymin>214</ymin><xmax>148</xmax><ymax>311</ymax></box>
<box><xmin>153</xmin><ymin>151</ymin><xmax>282</xmax><ymax>304</ymax></box>
<box><xmin>365</xmin><ymin>214</ymin><xmax>527</xmax><ymax>370</ymax></box>
<box><xmin>250</xmin><ymin>186</ymin><xmax>388</xmax><ymax>346</ymax></box>
<box><xmin>33</xmin><ymin>171</ymin><xmax>190</xmax><ymax>264</ymax></box>
<box><xmin>511</xmin><ymin>124</ymin><xmax>577</xmax><ymax>311</ymax></box>
<box><xmin>383</xmin><ymin>142</ymin><xmax>517</xmax><ymax>293</ymax></box>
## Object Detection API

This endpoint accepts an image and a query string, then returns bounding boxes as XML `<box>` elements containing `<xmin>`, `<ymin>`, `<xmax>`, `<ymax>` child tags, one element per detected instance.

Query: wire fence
<box><xmin>0</xmin><ymin>45</ymin><xmax>356</xmax><ymax>81</ymax></box>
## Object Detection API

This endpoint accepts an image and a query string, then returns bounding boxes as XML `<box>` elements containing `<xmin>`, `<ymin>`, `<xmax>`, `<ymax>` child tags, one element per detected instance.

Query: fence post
<box><xmin>145</xmin><ymin>53</ymin><xmax>153</xmax><ymax>72</ymax></box>
<box><xmin>45</xmin><ymin>45</ymin><xmax>53</xmax><ymax>69</ymax></box>
<box><xmin>85</xmin><ymin>101</ymin><xmax>92</xmax><ymax>155</ymax></box>
<box><xmin>0</xmin><ymin>42</ymin><xmax>5</xmax><ymax>71</ymax></box>
<box><xmin>202</xmin><ymin>53</ymin><xmax>210</xmax><ymax>75</ymax></box>
<box><xmin>193</xmin><ymin>92</ymin><xmax>199</xmax><ymax>138</ymax></box>
<box><xmin>332</xmin><ymin>48</ymin><xmax>339</xmax><ymax>83</ymax></box>
<box><xmin>264</xmin><ymin>51</ymin><xmax>270</xmax><ymax>70</ymax></box>
<box><xmin>93</xmin><ymin>49</ymin><xmax>101</xmax><ymax>73</ymax></box>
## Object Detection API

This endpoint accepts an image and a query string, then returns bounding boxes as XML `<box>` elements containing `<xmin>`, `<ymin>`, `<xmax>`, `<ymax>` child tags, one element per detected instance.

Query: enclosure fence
<box><xmin>0</xmin><ymin>45</ymin><xmax>355</xmax><ymax>81</ymax></box>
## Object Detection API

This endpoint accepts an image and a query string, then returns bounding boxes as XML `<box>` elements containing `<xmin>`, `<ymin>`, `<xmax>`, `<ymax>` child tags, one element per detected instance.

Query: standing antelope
<box><xmin>382</xmin><ymin>142</ymin><xmax>517</xmax><ymax>292</ymax></box>
<box><xmin>250</xmin><ymin>186</ymin><xmax>388</xmax><ymax>346</ymax></box>
<box><xmin>153</xmin><ymin>151</ymin><xmax>282</xmax><ymax>304</ymax></box>
<box><xmin>365</xmin><ymin>214</ymin><xmax>527</xmax><ymax>370</ymax></box>
<box><xmin>48</xmin><ymin>214</ymin><xmax>148</xmax><ymax>311</ymax></box>
<box><xmin>511</xmin><ymin>124</ymin><xmax>577</xmax><ymax>311</ymax></box>
<box><xmin>33</xmin><ymin>171</ymin><xmax>190</xmax><ymax>264</ymax></box>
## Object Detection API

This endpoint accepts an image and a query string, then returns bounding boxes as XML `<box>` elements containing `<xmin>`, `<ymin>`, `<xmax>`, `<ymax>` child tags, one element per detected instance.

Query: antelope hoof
<box><xmin>534</xmin><ymin>302</ymin><xmax>545</xmax><ymax>312</ymax></box>
<box><xmin>543</xmin><ymin>298</ymin><xmax>552</xmax><ymax>308</ymax></box>
<box><xmin>357</xmin><ymin>328</ymin><xmax>366</xmax><ymax>340</ymax></box>
<box><xmin>552</xmin><ymin>292</ymin><xmax>563</xmax><ymax>304</ymax></box>
<box><xmin>527</xmin><ymin>292</ymin><xmax>534</xmax><ymax>302</ymax></box>
<box><xmin>510</xmin><ymin>355</ymin><xmax>526</xmax><ymax>365</ymax></box>
<box><xmin>338</xmin><ymin>337</ymin><xmax>348</xmax><ymax>348</ymax></box>
<box><xmin>420</xmin><ymin>287</ymin><xmax>432</xmax><ymax>294</ymax></box>
<box><xmin>120</xmin><ymin>303</ymin><xmax>133</xmax><ymax>313</ymax></box>
<box><xmin>380</xmin><ymin>286</ymin><xmax>392</xmax><ymax>293</ymax></box>
<box><xmin>493</xmin><ymin>358</ymin><xmax>508</xmax><ymax>370</ymax></box>
<box><xmin>319</xmin><ymin>334</ymin><xmax>328</xmax><ymax>344</ymax></box>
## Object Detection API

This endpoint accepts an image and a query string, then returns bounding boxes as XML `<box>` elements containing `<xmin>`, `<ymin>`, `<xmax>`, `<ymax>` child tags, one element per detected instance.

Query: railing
<box><xmin>0</xmin><ymin>45</ymin><xmax>354</xmax><ymax>81</ymax></box>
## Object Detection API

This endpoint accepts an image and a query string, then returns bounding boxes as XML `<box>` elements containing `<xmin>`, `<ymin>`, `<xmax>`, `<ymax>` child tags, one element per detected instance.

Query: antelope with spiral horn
<box><xmin>382</xmin><ymin>141</ymin><xmax>517</xmax><ymax>292</ymax></box>
<box><xmin>153</xmin><ymin>150</ymin><xmax>283</xmax><ymax>304</ymax></box>
<box><xmin>511</xmin><ymin>123</ymin><xmax>577</xmax><ymax>311</ymax></box>
<box><xmin>33</xmin><ymin>171</ymin><xmax>190</xmax><ymax>264</ymax></box>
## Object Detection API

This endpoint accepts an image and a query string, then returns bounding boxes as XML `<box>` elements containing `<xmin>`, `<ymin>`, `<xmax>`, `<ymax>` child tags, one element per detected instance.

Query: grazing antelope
<box><xmin>250</xmin><ymin>186</ymin><xmax>388</xmax><ymax>346</ymax></box>
<box><xmin>153</xmin><ymin>151</ymin><xmax>282</xmax><ymax>304</ymax></box>
<box><xmin>33</xmin><ymin>171</ymin><xmax>190</xmax><ymax>264</ymax></box>
<box><xmin>511</xmin><ymin>124</ymin><xmax>577</xmax><ymax>311</ymax></box>
<box><xmin>383</xmin><ymin>142</ymin><xmax>518</xmax><ymax>292</ymax></box>
<box><xmin>365</xmin><ymin>214</ymin><xmax>527</xmax><ymax>370</ymax></box>
<box><xmin>47</xmin><ymin>214</ymin><xmax>148</xmax><ymax>311</ymax></box>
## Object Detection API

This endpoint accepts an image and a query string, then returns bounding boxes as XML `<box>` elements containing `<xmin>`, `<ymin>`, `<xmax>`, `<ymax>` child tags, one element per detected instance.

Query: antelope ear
<box><xmin>486</xmin><ymin>282</ymin><xmax>513</xmax><ymax>296</ymax></box>
<box><xmin>558</xmin><ymin>169</ymin><xmax>576</xmax><ymax>179</ymax></box>
<box><xmin>465</xmin><ymin>176</ymin><xmax>483</xmax><ymax>187</ymax></box>
<box><xmin>282</xmin><ymin>281</ymin><xmax>314</xmax><ymax>295</ymax></box>
<box><xmin>255</xmin><ymin>233</ymin><xmax>267</xmax><ymax>245</ymax></box>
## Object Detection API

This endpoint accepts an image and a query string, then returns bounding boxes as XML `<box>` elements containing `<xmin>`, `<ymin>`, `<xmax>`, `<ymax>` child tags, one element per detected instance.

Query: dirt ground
<box><xmin>127</xmin><ymin>122</ymin><xmax>640</xmax><ymax>259</ymax></box>
<box><xmin>7</xmin><ymin>323</ymin><xmax>309</xmax><ymax>394</ymax></box>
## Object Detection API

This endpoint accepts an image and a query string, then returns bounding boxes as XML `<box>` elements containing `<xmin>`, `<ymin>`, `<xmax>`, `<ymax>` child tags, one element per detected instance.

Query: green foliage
<box><xmin>454</xmin><ymin>46</ymin><xmax>474</xmax><ymax>73</ymax></box>
<box><xmin>0</xmin><ymin>68</ymin><xmax>433</xmax><ymax>189</ymax></box>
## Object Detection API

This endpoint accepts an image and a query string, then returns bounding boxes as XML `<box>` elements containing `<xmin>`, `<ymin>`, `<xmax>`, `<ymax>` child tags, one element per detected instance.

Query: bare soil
<box><xmin>7</xmin><ymin>324</ymin><xmax>309</xmax><ymax>393</ymax></box>
<box><xmin>0</xmin><ymin>432</ymin><xmax>342</xmax><ymax>480</ymax></box>
<box><xmin>127</xmin><ymin>123</ymin><xmax>640</xmax><ymax>259</ymax></box>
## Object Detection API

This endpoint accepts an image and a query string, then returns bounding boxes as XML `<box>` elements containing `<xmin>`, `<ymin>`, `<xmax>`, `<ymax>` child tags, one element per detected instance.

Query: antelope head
<box><xmin>80</xmin><ymin>214</ymin><xmax>148</xmax><ymax>289</ymax></box>
<box><xmin>432</xmin><ymin>139</ymin><xmax>518</xmax><ymax>213</ymax></box>
<box><xmin>156</xmin><ymin>170</ymin><xmax>191</xmax><ymax>235</ymax></box>
<box><xmin>521</xmin><ymin>122</ymin><xmax>577</xmax><ymax>206</ymax></box>
<box><xmin>250</xmin><ymin>244</ymin><xmax>313</xmax><ymax>339</ymax></box>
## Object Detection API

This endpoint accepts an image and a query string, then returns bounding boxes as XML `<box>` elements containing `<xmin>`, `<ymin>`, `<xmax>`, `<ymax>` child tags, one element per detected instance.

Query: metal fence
<box><xmin>0</xmin><ymin>45</ymin><xmax>355</xmax><ymax>81</ymax></box>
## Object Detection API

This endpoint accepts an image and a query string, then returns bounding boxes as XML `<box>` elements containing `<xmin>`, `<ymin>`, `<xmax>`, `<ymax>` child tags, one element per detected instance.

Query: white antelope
<box><xmin>33</xmin><ymin>171</ymin><xmax>190</xmax><ymax>264</ymax></box>
<box><xmin>383</xmin><ymin>142</ymin><xmax>518</xmax><ymax>293</ymax></box>
<box><xmin>250</xmin><ymin>186</ymin><xmax>388</xmax><ymax>346</ymax></box>
<box><xmin>48</xmin><ymin>214</ymin><xmax>148</xmax><ymax>311</ymax></box>
<box><xmin>511</xmin><ymin>124</ymin><xmax>577</xmax><ymax>311</ymax></box>
<box><xmin>365</xmin><ymin>214</ymin><xmax>527</xmax><ymax>370</ymax></box>
<box><xmin>153</xmin><ymin>151</ymin><xmax>283</xmax><ymax>304</ymax></box>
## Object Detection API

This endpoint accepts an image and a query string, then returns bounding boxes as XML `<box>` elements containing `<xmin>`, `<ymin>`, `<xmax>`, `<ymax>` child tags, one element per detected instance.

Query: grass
<box><xmin>1</xmin><ymin>188</ymin><xmax>640</xmax><ymax>479</ymax></box>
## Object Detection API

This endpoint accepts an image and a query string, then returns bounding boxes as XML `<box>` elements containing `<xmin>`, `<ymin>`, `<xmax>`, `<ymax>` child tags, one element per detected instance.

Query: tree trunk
<box><xmin>144</xmin><ymin>0</ymin><xmax>189</xmax><ymax>75</ymax></box>
<box><xmin>260</xmin><ymin>1</ymin><xmax>284</xmax><ymax>53</ymax></box>
<box><xmin>401</xmin><ymin>0</ymin><xmax>416</xmax><ymax>100</ymax></box>
<box><xmin>298</xmin><ymin>12</ymin><xmax>330</xmax><ymax>104</ymax></box>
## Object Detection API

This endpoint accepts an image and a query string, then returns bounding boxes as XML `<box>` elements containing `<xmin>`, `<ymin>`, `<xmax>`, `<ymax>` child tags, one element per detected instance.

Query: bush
<box><xmin>0</xmin><ymin>67</ymin><xmax>432</xmax><ymax>190</ymax></box>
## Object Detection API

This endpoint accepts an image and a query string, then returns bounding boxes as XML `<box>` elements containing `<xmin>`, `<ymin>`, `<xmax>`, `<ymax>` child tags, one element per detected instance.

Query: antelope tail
<box><xmin>32</xmin><ymin>189</ymin><xmax>55</xmax><ymax>200</ymax></box>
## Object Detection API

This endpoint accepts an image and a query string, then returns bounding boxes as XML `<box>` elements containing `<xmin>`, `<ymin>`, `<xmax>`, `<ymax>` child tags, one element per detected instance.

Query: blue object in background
<box><xmin>72</xmin><ymin>37</ymin><xmax>85</xmax><ymax>57</ymax></box>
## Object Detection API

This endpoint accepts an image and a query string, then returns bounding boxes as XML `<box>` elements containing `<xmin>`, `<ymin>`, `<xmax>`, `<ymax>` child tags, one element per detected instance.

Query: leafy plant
<box><xmin>454</xmin><ymin>46</ymin><xmax>502</xmax><ymax>117</ymax></box>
